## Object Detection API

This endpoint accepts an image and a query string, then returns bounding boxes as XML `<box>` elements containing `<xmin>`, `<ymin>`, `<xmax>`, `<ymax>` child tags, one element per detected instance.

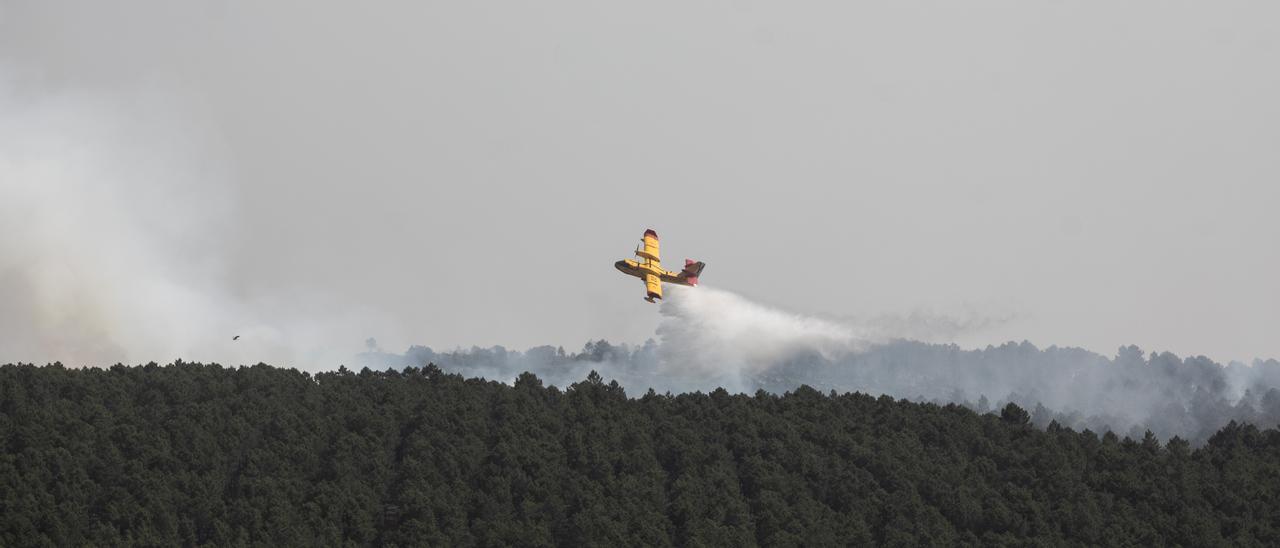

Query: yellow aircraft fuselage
<box><xmin>614</xmin><ymin>229</ymin><xmax>705</xmax><ymax>303</ymax></box>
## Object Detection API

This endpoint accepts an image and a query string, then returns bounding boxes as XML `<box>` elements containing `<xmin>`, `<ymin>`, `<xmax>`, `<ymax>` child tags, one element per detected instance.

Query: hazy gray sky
<box><xmin>2</xmin><ymin>1</ymin><xmax>1277</xmax><ymax>366</ymax></box>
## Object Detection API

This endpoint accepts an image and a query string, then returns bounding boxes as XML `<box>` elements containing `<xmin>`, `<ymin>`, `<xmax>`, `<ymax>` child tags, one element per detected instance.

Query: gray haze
<box><xmin>360</xmin><ymin>286</ymin><xmax>1280</xmax><ymax>443</ymax></box>
<box><xmin>2</xmin><ymin>2</ymin><xmax>1279</xmax><ymax>369</ymax></box>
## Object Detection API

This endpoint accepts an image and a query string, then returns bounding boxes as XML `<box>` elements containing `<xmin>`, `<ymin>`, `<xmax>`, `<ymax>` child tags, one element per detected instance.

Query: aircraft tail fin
<box><xmin>679</xmin><ymin>259</ymin><xmax>705</xmax><ymax>285</ymax></box>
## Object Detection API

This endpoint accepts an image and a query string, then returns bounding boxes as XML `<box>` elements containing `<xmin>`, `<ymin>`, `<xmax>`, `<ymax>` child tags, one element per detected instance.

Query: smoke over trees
<box><xmin>360</xmin><ymin>288</ymin><xmax>1280</xmax><ymax>444</ymax></box>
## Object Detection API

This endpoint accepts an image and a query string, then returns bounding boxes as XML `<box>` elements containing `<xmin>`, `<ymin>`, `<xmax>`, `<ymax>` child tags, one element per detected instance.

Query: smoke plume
<box><xmin>0</xmin><ymin>72</ymin><xmax>386</xmax><ymax>368</ymax></box>
<box><xmin>5</xmin><ymin>70</ymin><xmax>1277</xmax><ymax>445</ymax></box>
<box><xmin>363</xmin><ymin>285</ymin><xmax>1280</xmax><ymax>444</ymax></box>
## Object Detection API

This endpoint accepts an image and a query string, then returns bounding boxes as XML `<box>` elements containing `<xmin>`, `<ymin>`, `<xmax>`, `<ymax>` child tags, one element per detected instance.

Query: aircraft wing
<box><xmin>636</xmin><ymin>229</ymin><xmax>661</xmax><ymax>267</ymax></box>
<box><xmin>644</xmin><ymin>273</ymin><xmax>663</xmax><ymax>301</ymax></box>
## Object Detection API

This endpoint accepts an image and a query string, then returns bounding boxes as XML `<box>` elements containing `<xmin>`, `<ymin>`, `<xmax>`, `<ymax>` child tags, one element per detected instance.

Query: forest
<box><xmin>3</xmin><ymin>361</ymin><xmax>1280</xmax><ymax>546</ymax></box>
<box><xmin>362</xmin><ymin>339</ymin><xmax>1280</xmax><ymax>445</ymax></box>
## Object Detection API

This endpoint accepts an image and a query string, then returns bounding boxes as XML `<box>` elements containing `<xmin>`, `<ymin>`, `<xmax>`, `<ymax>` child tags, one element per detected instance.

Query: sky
<box><xmin>1</xmin><ymin>1</ymin><xmax>1277</xmax><ymax>368</ymax></box>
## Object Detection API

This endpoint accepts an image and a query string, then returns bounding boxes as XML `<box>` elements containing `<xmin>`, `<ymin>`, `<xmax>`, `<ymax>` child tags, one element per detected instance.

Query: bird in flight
<box><xmin>232</xmin><ymin>335</ymin><xmax>240</xmax><ymax>341</ymax></box>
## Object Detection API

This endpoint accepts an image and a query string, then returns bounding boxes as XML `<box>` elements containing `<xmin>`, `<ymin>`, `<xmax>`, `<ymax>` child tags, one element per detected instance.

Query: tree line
<box><xmin>3</xmin><ymin>361</ymin><xmax>1279</xmax><ymax>546</ymax></box>
<box><xmin>362</xmin><ymin>339</ymin><xmax>1280</xmax><ymax>444</ymax></box>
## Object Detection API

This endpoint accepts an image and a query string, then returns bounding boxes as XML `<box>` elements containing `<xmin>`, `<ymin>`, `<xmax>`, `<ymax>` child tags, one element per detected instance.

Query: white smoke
<box><xmin>365</xmin><ymin>285</ymin><xmax>1280</xmax><ymax>443</ymax></box>
<box><xmin>0</xmin><ymin>72</ymin><xmax>383</xmax><ymax>368</ymax></box>
<box><xmin>6</xmin><ymin>72</ymin><xmax>1276</xmax><ymax>444</ymax></box>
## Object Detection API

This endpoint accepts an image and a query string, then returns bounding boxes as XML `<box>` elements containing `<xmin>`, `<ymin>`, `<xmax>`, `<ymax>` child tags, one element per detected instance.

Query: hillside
<box><xmin>362</xmin><ymin>339</ymin><xmax>1280</xmax><ymax>444</ymax></box>
<box><xmin>3</xmin><ymin>362</ymin><xmax>1279</xmax><ymax>546</ymax></box>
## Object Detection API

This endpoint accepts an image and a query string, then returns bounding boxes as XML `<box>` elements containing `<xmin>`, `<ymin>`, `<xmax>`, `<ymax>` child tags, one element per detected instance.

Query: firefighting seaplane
<box><xmin>614</xmin><ymin>229</ymin><xmax>706</xmax><ymax>303</ymax></box>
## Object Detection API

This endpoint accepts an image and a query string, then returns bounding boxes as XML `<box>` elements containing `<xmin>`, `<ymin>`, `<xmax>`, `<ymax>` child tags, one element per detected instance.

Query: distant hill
<box><xmin>359</xmin><ymin>339</ymin><xmax>1280</xmax><ymax>444</ymax></box>
<box><xmin>3</xmin><ymin>362</ymin><xmax>1280</xmax><ymax>545</ymax></box>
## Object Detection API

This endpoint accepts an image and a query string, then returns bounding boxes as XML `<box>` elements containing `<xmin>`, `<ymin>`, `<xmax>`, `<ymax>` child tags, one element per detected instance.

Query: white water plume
<box><xmin>653</xmin><ymin>285</ymin><xmax>870</xmax><ymax>390</ymax></box>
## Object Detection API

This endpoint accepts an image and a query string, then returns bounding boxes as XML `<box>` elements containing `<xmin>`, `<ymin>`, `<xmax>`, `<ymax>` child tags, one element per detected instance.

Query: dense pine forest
<box><xmin>362</xmin><ymin>340</ymin><xmax>1280</xmax><ymax>444</ymax></box>
<box><xmin>3</xmin><ymin>362</ymin><xmax>1280</xmax><ymax>546</ymax></box>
